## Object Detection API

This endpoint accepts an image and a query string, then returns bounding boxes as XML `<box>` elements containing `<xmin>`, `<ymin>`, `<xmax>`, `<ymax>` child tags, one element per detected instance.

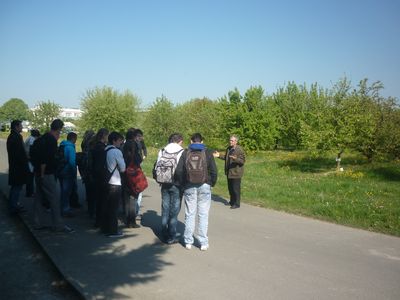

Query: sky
<box><xmin>1</xmin><ymin>0</ymin><xmax>399</xmax><ymax>109</ymax></box>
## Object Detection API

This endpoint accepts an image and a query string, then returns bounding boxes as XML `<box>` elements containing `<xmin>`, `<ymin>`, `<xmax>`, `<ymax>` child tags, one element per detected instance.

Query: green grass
<box><xmin>142</xmin><ymin>148</ymin><xmax>400</xmax><ymax>237</ymax></box>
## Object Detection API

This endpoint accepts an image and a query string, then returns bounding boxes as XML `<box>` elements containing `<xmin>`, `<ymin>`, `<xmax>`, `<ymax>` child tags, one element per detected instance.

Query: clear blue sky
<box><xmin>1</xmin><ymin>0</ymin><xmax>399</xmax><ymax>108</ymax></box>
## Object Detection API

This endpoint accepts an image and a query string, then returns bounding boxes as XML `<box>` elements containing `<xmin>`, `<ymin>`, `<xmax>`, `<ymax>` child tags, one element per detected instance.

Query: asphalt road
<box><xmin>1</xmin><ymin>138</ymin><xmax>400</xmax><ymax>300</ymax></box>
<box><xmin>0</xmin><ymin>139</ymin><xmax>81</xmax><ymax>299</ymax></box>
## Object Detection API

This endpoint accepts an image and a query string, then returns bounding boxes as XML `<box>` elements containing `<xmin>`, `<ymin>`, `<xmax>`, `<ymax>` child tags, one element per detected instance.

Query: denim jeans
<box><xmin>136</xmin><ymin>192</ymin><xmax>143</xmax><ymax>215</ymax></box>
<box><xmin>9</xmin><ymin>185</ymin><xmax>23</xmax><ymax>213</ymax></box>
<box><xmin>183</xmin><ymin>183</ymin><xmax>211</xmax><ymax>246</ymax></box>
<box><xmin>161</xmin><ymin>184</ymin><xmax>181</xmax><ymax>240</ymax></box>
<box><xmin>59</xmin><ymin>177</ymin><xmax>73</xmax><ymax>213</ymax></box>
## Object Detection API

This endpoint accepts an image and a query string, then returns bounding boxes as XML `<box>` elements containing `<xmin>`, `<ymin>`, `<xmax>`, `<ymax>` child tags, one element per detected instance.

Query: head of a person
<box><xmin>132</xmin><ymin>129</ymin><xmax>144</xmax><ymax>141</ymax></box>
<box><xmin>108</xmin><ymin>131</ymin><xmax>124</xmax><ymax>148</ymax></box>
<box><xmin>83</xmin><ymin>129</ymin><xmax>94</xmax><ymax>142</ymax></box>
<box><xmin>30</xmin><ymin>129</ymin><xmax>40</xmax><ymax>138</ymax></box>
<box><xmin>229</xmin><ymin>135</ymin><xmax>239</xmax><ymax>147</ymax></box>
<box><xmin>190</xmin><ymin>133</ymin><xmax>203</xmax><ymax>144</ymax></box>
<box><xmin>125</xmin><ymin>129</ymin><xmax>135</xmax><ymax>141</ymax></box>
<box><xmin>10</xmin><ymin>120</ymin><xmax>22</xmax><ymax>133</ymax></box>
<box><xmin>50</xmin><ymin>119</ymin><xmax>64</xmax><ymax>140</ymax></box>
<box><xmin>94</xmin><ymin>128</ymin><xmax>109</xmax><ymax>144</ymax></box>
<box><xmin>168</xmin><ymin>133</ymin><xmax>183</xmax><ymax>144</ymax></box>
<box><xmin>67</xmin><ymin>132</ymin><xmax>78</xmax><ymax>144</ymax></box>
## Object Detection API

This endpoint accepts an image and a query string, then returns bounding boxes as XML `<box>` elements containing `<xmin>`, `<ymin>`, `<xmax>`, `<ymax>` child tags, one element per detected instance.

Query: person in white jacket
<box><xmin>102</xmin><ymin>132</ymin><xmax>126</xmax><ymax>237</ymax></box>
<box><xmin>155</xmin><ymin>133</ymin><xmax>184</xmax><ymax>244</ymax></box>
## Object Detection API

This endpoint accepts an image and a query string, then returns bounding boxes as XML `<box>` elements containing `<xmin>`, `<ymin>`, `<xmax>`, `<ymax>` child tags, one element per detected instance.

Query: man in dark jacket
<box><xmin>33</xmin><ymin>119</ymin><xmax>74</xmax><ymax>233</ymax></box>
<box><xmin>214</xmin><ymin>135</ymin><xmax>245</xmax><ymax>209</ymax></box>
<box><xmin>176</xmin><ymin>133</ymin><xmax>217</xmax><ymax>251</ymax></box>
<box><xmin>6</xmin><ymin>120</ymin><xmax>29</xmax><ymax>215</ymax></box>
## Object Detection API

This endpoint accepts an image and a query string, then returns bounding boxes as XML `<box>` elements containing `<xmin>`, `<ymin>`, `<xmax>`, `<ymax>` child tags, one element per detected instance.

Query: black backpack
<box><xmin>185</xmin><ymin>149</ymin><xmax>208</xmax><ymax>184</ymax></box>
<box><xmin>101</xmin><ymin>147</ymin><xmax>118</xmax><ymax>185</ymax></box>
<box><xmin>29</xmin><ymin>136</ymin><xmax>44</xmax><ymax>171</ymax></box>
<box><xmin>55</xmin><ymin>144</ymin><xmax>68</xmax><ymax>178</ymax></box>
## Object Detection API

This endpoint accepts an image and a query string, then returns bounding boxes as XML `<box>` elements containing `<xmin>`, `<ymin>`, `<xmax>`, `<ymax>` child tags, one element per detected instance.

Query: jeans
<box><xmin>122</xmin><ymin>186</ymin><xmax>137</xmax><ymax>226</ymax></box>
<box><xmin>161</xmin><ymin>185</ymin><xmax>181</xmax><ymax>240</ymax></box>
<box><xmin>183</xmin><ymin>183</ymin><xmax>211</xmax><ymax>246</ymax></box>
<box><xmin>136</xmin><ymin>192</ymin><xmax>143</xmax><ymax>215</ymax></box>
<box><xmin>9</xmin><ymin>185</ymin><xmax>23</xmax><ymax>213</ymax></box>
<box><xmin>59</xmin><ymin>177</ymin><xmax>73</xmax><ymax>213</ymax></box>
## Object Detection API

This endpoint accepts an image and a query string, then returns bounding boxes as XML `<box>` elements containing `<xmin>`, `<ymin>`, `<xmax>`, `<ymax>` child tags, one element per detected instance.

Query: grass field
<box><xmin>142</xmin><ymin>148</ymin><xmax>400</xmax><ymax>237</ymax></box>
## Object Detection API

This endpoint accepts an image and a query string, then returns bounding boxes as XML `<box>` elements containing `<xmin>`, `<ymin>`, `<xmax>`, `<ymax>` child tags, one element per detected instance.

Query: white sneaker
<box><xmin>200</xmin><ymin>245</ymin><xmax>209</xmax><ymax>251</ymax></box>
<box><xmin>185</xmin><ymin>244</ymin><xmax>192</xmax><ymax>250</ymax></box>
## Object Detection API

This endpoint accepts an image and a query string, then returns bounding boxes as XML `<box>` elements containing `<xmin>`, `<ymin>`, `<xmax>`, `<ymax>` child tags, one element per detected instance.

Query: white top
<box><xmin>157</xmin><ymin>142</ymin><xmax>184</xmax><ymax>161</ymax></box>
<box><xmin>105</xmin><ymin>145</ymin><xmax>126</xmax><ymax>185</ymax></box>
<box><xmin>25</xmin><ymin>135</ymin><xmax>36</xmax><ymax>172</ymax></box>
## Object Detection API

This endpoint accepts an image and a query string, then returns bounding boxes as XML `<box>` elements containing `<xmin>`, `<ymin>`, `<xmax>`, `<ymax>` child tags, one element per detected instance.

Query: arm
<box><xmin>230</xmin><ymin>147</ymin><xmax>245</xmax><ymax>166</ymax></box>
<box><xmin>207</xmin><ymin>150</ymin><xmax>218</xmax><ymax>187</ymax></box>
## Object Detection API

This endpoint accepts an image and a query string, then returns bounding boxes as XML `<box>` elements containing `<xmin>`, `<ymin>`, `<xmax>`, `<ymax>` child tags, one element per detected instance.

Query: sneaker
<box><xmin>200</xmin><ymin>245</ymin><xmax>209</xmax><ymax>251</ymax></box>
<box><xmin>185</xmin><ymin>244</ymin><xmax>192</xmax><ymax>250</ymax></box>
<box><xmin>63</xmin><ymin>225</ymin><xmax>75</xmax><ymax>233</ymax></box>
<box><xmin>166</xmin><ymin>238</ymin><xmax>178</xmax><ymax>245</ymax></box>
<box><xmin>107</xmin><ymin>232</ymin><xmax>124</xmax><ymax>238</ymax></box>
<box><xmin>54</xmin><ymin>225</ymin><xmax>75</xmax><ymax>233</ymax></box>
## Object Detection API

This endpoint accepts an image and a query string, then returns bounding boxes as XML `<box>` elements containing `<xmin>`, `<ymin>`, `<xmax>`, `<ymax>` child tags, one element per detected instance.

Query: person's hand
<box><xmin>213</xmin><ymin>151</ymin><xmax>220</xmax><ymax>158</ymax></box>
<box><xmin>229</xmin><ymin>155</ymin><xmax>237</xmax><ymax>160</ymax></box>
<box><xmin>143</xmin><ymin>156</ymin><xmax>146</xmax><ymax>160</ymax></box>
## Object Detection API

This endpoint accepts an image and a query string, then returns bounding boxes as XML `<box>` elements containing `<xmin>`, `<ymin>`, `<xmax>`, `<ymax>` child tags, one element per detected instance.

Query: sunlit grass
<box><xmin>141</xmin><ymin>149</ymin><xmax>400</xmax><ymax>236</ymax></box>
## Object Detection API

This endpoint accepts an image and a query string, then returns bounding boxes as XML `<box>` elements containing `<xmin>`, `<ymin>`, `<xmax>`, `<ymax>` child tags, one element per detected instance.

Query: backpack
<box><xmin>55</xmin><ymin>144</ymin><xmax>68</xmax><ymax>178</ymax></box>
<box><xmin>154</xmin><ymin>148</ymin><xmax>183</xmax><ymax>184</ymax></box>
<box><xmin>126</xmin><ymin>164</ymin><xmax>148</xmax><ymax>196</ymax></box>
<box><xmin>101</xmin><ymin>147</ymin><xmax>118</xmax><ymax>185</ymax></box>
<box><xmin>29</xmin><ymin>136</ymin><xmax>44</xmax><ymax>171</ymax></box>
<box><xmin>185</xmin><ymin>149</ymin><xmax>208</xmax><ymax>184</ymax></box>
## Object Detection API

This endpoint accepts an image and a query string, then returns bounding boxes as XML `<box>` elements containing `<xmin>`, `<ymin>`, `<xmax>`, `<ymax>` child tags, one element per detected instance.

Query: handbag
<box><xmin>126</xmin><ymin>163</ymin><xmax>148</xmax><ymax>196</ymax></box>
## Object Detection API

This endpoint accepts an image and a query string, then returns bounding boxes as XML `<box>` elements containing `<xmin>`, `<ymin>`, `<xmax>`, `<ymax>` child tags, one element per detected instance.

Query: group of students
<box><xmin>6</xmin><ymin>118</ymin><xmax>246</xmax><ymax>250</ymax></box>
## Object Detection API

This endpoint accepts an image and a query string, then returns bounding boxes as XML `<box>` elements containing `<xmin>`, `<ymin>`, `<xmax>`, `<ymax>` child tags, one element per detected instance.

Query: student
<box><xmin>6</xmin><ymin>120</ymin><xmax>29</xmax><ymax>215</ymax></box>
<box><xmin>33</xmin><ymin>119</ymin><xmax>74</xmax><ymax>233</ymax></box>
<box><xmin>24</xmin><ymin>129</ymin><xmax>41</xmax><ymax>197</ymax></box>
<box><xmin>176</xmin><ymin>133</ymin><xmax>217</xmax><ymax>251</ymax></box>
<box><xmin>58</xmin><ymin>132</ymin><xmax>78</xmax><ymax>217</ymax></box>
<box><xmin>154</xmin><ymin>133</ymin><xmax>184</xmax><ymax>244</ymax></box>
<box><xmin>101</xmin><ymin>132</ymin><xmax>126</xmax><ymax>237</ymax></box>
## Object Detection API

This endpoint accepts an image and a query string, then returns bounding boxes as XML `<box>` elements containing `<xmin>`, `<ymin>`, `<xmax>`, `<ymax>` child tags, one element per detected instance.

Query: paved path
<box><xmin>1</xmin><ymin>139</ymin><xmax>400</xmax><ymax>299</ymax></box>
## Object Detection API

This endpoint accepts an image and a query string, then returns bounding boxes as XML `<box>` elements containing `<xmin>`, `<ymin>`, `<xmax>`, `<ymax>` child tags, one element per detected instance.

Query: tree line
<box><xmin>1</xmin><ymin>78</ymin><xmax>399</xmax><ymax>161</ymax></box>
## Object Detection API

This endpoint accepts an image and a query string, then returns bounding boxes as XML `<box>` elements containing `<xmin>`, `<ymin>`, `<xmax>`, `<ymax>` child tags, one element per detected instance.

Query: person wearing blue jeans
<box><xmin>175</xmin><ymin>133</ymin><xmax>217</xmax><ymax>251</ymax></box>
<box><xmin>155</xmin><ymin>133</ymin><xmax>184</xmax><ymax>244</ymax></box>
<box><xmin>58</xmin><ymin>132</ymin><xmax>78</xmax><ymax>217</ymax></box>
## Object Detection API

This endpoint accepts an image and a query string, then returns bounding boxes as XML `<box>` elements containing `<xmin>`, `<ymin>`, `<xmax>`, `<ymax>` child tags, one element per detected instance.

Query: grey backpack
<box><xmin>154</xmin><ymin>149</ymin><xmax>183</xmax><ymax>184</ymax></box>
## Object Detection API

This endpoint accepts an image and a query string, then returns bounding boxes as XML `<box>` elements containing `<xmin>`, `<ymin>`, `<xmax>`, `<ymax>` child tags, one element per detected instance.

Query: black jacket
<box><xmin>7</xmin><ymin>130</ymin><xmax>29</xmax><ymax>185</ymax></box>
<box><xmin>175</xmin><ymin>146</ymin><xmax>218</xmax><ymax>188</ymax></box>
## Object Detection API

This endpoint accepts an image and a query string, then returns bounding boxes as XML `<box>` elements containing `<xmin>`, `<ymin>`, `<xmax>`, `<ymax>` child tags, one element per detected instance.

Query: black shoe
<box><xmin>61</xmin><ymin>211</ymin><xmax>75</xmax><ymax>218</ymax></box>
<box><xmin>166</xmin><ymin>238</ymin><xmax>178</xmax><ymax>245</ymax></box>
<box><xmin>127</xmin><ymin>223</ymin><xmax>141</xmax><ymax>229</ymax></box>
<box><xmin>230</xmin><ymin>205</ymin><xmax>240</xmax><ymax>209</ymax></box>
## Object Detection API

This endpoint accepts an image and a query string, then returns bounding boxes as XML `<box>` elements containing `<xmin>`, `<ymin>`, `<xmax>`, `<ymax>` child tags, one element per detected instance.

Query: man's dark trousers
<box><xmin>227</xmin><ymin>178</ymin><xmax>241</xmax><ymax>207</ymax></box>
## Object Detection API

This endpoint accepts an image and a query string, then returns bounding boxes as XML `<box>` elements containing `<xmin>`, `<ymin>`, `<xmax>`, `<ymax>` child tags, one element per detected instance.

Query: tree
<box><xmin>30</xmin><ymin>101</ymin><xmax>61</xmax><ymax>132</ymax></box>
<box><xmin>80</xmin><ymin>87</ymin><xmax>140</xmax><ymax>133</ymax></box>
<box><xmin>142</xmin><ymin>95</ymin><xmax>178</xmax><ymax>147</ymax></box>
<box><xmin>175</xmin><ymin>97</ymin><xmax>222</xmax><ymax>148</ymax></box>
<box><xmin>0</xmin><ymin>98</ymin><xmax>30</xmax><ymax>122</ymax></box>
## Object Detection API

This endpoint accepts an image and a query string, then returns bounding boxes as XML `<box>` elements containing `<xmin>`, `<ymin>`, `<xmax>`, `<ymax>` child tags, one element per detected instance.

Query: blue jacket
<box><xmin>59</xmin><ymin>140</ymin><xmax>77</xmax><ymax>178</ymax></box>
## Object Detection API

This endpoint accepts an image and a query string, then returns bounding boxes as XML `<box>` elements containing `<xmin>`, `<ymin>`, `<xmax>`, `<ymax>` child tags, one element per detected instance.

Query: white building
<box><xmin>59</xmin><ymin>108</ymin><xmax>82</xmax><ymax>119</ymax></box>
